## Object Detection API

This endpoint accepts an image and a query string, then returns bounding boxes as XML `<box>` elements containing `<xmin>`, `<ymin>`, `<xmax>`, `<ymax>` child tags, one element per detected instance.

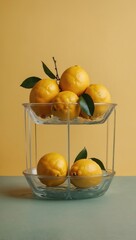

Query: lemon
<box><xmin>70</xmin><ymin>159</ymin><xmax>102</xmax><ymax>188</ymax></box>
<box><xmin>29</xmin><ymin>79</ymin><xmax>60</xmax><ymax>118</ymax></box>
<box><xmin>84</xmin><ymin>84</ymin><xmax>111</xmax><ymax>119</ymax></box>
<box><xmin>60</xmin><ymin>65</ymin><xmax>90</xmax><ymax>96</ymax></box>
<box><xmin>52</xmin><ymin>90</ymin><xmax>80</xmax><ymax>120</ymax></box>
<box><xmin>37</xmin><ymin>152</ymin><xmax>68</xmax><ymax>187</ymax></box>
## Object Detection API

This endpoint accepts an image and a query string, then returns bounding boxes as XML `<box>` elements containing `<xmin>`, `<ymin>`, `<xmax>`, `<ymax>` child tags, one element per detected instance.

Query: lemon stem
<box><xmin>52</xmin><ymin>57</ymin><xmax>60</xmax><ymax>81</ymax></box>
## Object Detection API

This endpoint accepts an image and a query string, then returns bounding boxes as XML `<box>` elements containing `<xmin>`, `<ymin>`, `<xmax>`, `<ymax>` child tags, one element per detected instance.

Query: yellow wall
<box><xmin>0</xmin><ymin>0</ymin><xmax>136</xmax><ymax>176</ymax></box>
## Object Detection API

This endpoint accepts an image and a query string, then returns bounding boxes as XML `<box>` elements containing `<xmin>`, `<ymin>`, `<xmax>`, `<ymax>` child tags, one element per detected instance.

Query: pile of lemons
<box><xmin>21</xmin><ymin>64</ymin><xmax>111</xmax><ymax>120</ymax></box>
<box><xmin>37</xmin><ymin>151</ymin><xmax>103</xmax><ymax>188</ymax></box>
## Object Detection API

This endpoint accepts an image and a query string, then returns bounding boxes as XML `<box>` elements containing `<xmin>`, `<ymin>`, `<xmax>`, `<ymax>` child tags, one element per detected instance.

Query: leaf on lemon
<box><xmin>20</xmin><ymin>76</ymin><xmax>41</xmax><ymax>88</ymax></box>
<box><xmin>42</xmin><ymin>61</ymin><xmax>56</xmax><ymax>79</ymax></box>
<box><xmin>79</xmin><ymin>93</ymin><xmax>94</xmax><ymax>116</ymax></box>
<box><xmin>91</xmin><ymin>157</ymin><xmax>106</xmax><ymax>171</ymax></box>
<box><xmin>74</xmin><ymin>147</ymin><xmax>87</xmax><ymax>162</ymax></box>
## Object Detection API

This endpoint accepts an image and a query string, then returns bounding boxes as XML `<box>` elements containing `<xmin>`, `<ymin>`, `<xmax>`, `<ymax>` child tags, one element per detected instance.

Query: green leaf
<box><xmin>74</xmin><ymin>147</ymin><xmax>87</xmax><ymax>162</ymax></box>
<box><xmin>91</xmin><ymin>157</ymin><xmax>106</xmax><ymax>171</ymax></box>
<box><xmin>79</xmin><ymin>93</ymin><xmax>95</xmax><ymax>116</ymax></box>
<box><xmin>42</xmin><ymin>61</ymin><xmax>56</xmax><ymax>79</ymax></box>
<box><xmin>20</xmin><ymin>76</ymin><xmax>41</xmax><ymax>88</ymax></box>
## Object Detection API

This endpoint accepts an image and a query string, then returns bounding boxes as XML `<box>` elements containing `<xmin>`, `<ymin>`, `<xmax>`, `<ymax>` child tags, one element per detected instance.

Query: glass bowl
<box><xmin>23</xmin><ymin>168</ymin><xmax>115</xmax><ymax>200</ymax></box>
<box><xmin>23</xmin><ymin>102</ymin><xmax>116</xmax><ymax>125</ymax></box>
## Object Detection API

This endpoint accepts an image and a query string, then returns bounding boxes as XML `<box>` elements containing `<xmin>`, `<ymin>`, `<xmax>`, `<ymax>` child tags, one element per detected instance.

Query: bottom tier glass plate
<box><xmin>23</xmin><ymin>168</ymin><xmax>115</xmax><ymax>200</ymax></box>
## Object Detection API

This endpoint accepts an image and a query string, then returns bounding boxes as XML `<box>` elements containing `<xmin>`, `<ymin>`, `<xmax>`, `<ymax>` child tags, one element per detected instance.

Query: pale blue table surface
<box><xmin>0</xmin><ymin>176</ymin><xmax>136</xmax><ymax>240</ymax></box>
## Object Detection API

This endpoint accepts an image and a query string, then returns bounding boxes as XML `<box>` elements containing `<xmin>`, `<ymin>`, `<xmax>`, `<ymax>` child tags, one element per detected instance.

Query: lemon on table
<box><xmin>84</xmin><ymin>84</ymin><xmax>111</xmax><ymax>119</ymax></box>
<box><xmin>60</xmin><ymin>65</ymin><xmax>90</xmax><ymax>96</ymax></box>
<box><xmin>29</xmin><ymin>78</ymin><xmax>60</xmax><ymax>118</ymax></box>
<box><xmin>37</xmin><ymin>152</ymin><xmax>68</xmax><ymax>187</ymax></box>
<box><xmin>52</xmin><ymin>90</ymin><xmax>81</xmax><ymax>120</ymax></box>
<box><xmin>70</xmin><ymin>159</ymin><xmax>102</xmax><ymax>188</ymax></box>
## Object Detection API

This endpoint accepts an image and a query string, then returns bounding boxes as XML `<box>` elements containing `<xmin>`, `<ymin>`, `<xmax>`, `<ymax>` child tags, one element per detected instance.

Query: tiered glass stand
<box><xmin>23</xmin><ymin>102</ymin><xmax>117</xmax><ymax>200</ymax></box>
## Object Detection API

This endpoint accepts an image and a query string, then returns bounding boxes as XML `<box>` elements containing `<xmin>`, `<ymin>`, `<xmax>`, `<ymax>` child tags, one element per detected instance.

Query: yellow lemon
<box><xmin>29</xmin><ymin>79</ymin><xmax>60</xmax><ymax>118</ymax></box>
<box><xmin>52</xmin><ymin>90</ymin><xmax>80</xmax><ymax>120</ymax></box>
<box><xmin>37</xmin><ymin>152</ymin><xmax>68</xmax><ymax>187</ymax></box>
<box><xmin>60</xmin><ymin>65</ymin><xmax>90</xmax><ymax>96</ymax></box>
<box><xmin>70</xmin><ymin>159</ymin><xmax>102</xmax><ymax>188</ymax></box>
<box><xmin>84</xmin><ymin>84</ymin><xmax>111</xmax><ymax>119</ymax></box>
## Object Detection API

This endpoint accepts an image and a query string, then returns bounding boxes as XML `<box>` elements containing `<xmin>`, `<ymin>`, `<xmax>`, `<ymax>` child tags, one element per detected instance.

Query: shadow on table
<box><xmin>0</xmin><ymin>187</ymin><xmax>34</xmax><ymax>200</ymax></box>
